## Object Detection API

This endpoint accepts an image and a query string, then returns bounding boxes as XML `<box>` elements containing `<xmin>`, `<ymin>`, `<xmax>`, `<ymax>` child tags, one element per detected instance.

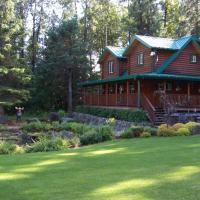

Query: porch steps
<box><xmin>154</xmin><ymin>108</ymin><xmax>166</xmax><ymax>125</ymax></box>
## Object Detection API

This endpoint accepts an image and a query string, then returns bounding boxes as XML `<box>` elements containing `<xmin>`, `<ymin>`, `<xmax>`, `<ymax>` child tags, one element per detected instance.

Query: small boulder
<box><xmin>49</xmin><ymin>112</ymin><xmax>61</xmax><ymax>123</ymax></box>
<box><xmin>191</xmin><ymin>124</ymin><xmax>200</xmax><ymax>135</ymax></box>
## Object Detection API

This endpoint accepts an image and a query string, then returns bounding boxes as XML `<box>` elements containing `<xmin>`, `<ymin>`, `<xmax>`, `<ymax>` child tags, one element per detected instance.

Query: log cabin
<box><xmin>80</xmin><ymin>35</ymin><xmax>200</xmax><ymax>124</ymax></box>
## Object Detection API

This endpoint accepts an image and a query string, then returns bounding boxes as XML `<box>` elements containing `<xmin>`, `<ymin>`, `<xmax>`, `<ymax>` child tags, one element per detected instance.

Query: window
<box><xmin>137</xmin><ymin>53</ymin><xmax>144</xmax><ymax>65</ymax></box>
<box><xmin>129</xmin><ymin>82</ymin><xmax>135</xmax><ymax>94</ymax></box>
<box><xmin>190</xmin><ymin>54</ymin><xmax>197</xmax><ymax>63</ymax></box>
<box><xmin>108</xmin><ymin>61</ymin><xmax>114</xmax><ymax>74</ymax></box>
<box><xmin>166</xmin><ymin>82</ymin><xmax>172</xmax><ymax>91</ymax></box>
<box><xmin>157</xmin><ymin>83</ymin><xmax>164</xmax><ymax>90</ymax></box>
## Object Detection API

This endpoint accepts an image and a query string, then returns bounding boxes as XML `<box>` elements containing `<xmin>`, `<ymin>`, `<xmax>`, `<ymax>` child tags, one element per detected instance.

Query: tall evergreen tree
<box><xmin>33</xmin><ymin>18</ymin><xmax>91</xmax><ymax>113</ymax></box>
<box><xmin>0</xmin><ymin>0</ymin><xmax>30</xmax><ymax>114</ymax></box>
<box><xmin>179</xmin><ymin>0</ymin><xmax>200</xmax><ymax>36</ymax></box>
<box><xmin>127</xmin><ymin>0</ymin><xmax>161</xmax><ymax>36</ymax></box>
<box><xmin>160</xmin><ymin>0</ymin><xmax>181</xmax><ymax>37</ymax></box>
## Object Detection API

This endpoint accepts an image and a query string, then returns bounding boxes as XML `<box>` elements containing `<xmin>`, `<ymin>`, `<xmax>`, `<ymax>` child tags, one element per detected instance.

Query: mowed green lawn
<box><xmin>1</xmin><ymin>137</ymin><xmax>200</xmax><ymax>200</ymax></box>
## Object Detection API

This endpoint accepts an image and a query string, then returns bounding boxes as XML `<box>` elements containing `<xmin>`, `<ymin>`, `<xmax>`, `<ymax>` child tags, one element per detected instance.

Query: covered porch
<box><xmin>81</xmin><ymin>73</ymin><xmax>200</xmax><ymax>122</ymax></box>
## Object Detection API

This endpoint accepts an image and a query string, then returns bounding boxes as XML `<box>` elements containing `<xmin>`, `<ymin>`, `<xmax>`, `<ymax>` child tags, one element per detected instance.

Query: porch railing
<box><xmin>165</xmin><ymin>94</ymin><xmax>200</xmax><ymax>108</ymax></box>
<box><xmin>141</xmin><ymin>94</ymin><xmax>156</xmax><ymax>122</ymax></box>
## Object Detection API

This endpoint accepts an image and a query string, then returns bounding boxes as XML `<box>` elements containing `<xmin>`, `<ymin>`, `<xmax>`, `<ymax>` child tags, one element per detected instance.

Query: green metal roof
<box><xmin>123</xmin><ymin>35</ymin><xmax>197</xmax><ymax>56</ymax></box>
<box><xmin>156</xmin><ymin>36</ymin><xmax>200</xmax><ymax>73</ymax></box>
<box><xmin>98</xmin><ymin>46</ymin><xmax>126</xmax><ymax>63</ymax></box>
<box><xmin>80</xmin><ymin>73</ymin><xmax>200</xmax><ymax>87</ymax></box>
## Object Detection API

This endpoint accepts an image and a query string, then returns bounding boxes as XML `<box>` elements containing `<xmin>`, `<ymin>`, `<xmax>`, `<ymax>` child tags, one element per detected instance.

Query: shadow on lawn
<box><xmin>1</xmin><ymin>137</ymin><xmax>200</xmax><ymax>200</ymax></box>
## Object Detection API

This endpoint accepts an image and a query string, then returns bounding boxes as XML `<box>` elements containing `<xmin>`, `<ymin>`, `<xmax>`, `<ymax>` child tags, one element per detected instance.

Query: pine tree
<box><xmin>128</xmin><ymin>0</ymin><xmax>161</xmax><ymax>36</ymax></box>
<box><xmin>0</xmin><ymin>0</ymin><xmax>30</xmax><ymax>114</ymax></box>
<box><xmin>33</xmin><ymin>17</ymin><xmax>91</xmax><ymax>113</ymax></box>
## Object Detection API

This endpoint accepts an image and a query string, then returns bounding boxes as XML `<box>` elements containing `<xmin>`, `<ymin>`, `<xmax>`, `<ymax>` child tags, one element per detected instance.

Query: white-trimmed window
<box><xmin>190</xmin><ymin>54</ymin><xmax>197</xmax><ymax>63</ymax></box>
<box><xmin>108</xmin><ymin>61</ymin><xmax>114</xmax><ymax>74</ymax></box>
<box><xmin>137</xmin><ymin>53</ymin><xmax>144</xmax><ymax>65</ymax></box>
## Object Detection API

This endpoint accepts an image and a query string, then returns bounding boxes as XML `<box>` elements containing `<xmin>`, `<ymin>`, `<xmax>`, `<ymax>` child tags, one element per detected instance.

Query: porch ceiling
<box><xmin>79</xmin><ymin>73</ymin><xmax>200</xmax><ymax>87</ymax></box>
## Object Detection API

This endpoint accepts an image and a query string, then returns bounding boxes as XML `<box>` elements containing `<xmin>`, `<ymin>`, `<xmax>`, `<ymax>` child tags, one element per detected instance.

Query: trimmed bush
<box><xmin>121</xmin><ymin>126</ymin><xmax>144</xmax><ymax>138</ymax></box>
<box><xmin>184</xmin><ymin>121</ymin><xmax>198</xmax><ymax>132</ymax></box>
<box><xmin>25</xmin><ymin>136</ymin><xmax>69</xmax><ymax>153</ymax></box>
<box><xmin>141</xmin><ymin>132</ymin><xmax>151</xmax><ymax>138</ymax></box>
<box><xmin>157</xmin><ymin>124</ymin><xmax>176</xmax><ymax>137</ymax></box>
<box><xmin>75</xmin><ymin>106</ymin><xmax>148</xmax><ymax>122</ymax></box>
<box><xmin>176</xmin><ymin>127</ymin><xmax>190</xmax><ymax>136</ymax></box>
<box><xmin>172</xmin><ymin>123</ymin><xmax>185</xmax><ymax>131</ymax></box>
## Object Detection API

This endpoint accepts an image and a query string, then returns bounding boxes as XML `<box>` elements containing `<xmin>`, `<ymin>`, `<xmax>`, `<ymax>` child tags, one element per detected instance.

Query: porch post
<box><xmin>106</xmin><ymin>84</ymin><xmax>108</xmax><ymax>106</ymax></box>
<box><xmin>83</xmin><ymin>87</ymin><xmax>86</xmax><ymax>104</ymax></box>
<box><xmin>98</xmin><ymin>85</ymin><xmax>100</xmax><ymax>105</ymax></box>
<box><xmin>187</xmin><ymin>82</ymin><xmax>190</xmax><ymax>101</ymax></box>
<box><xmin>137</xmin><ymin>80</ymin><xmax>141</xmax><ymax>107</ymax></box>
<box><xmin>115</xmin><ymin>83</ymin><xmax>118</xmax><ymax>106</ymax></box>
<box><xmin>127</xmin><ymin>80</ymin><xmax>129</xmax><ymax>106</ymax></box>
<box><xmin>164</xmin><ymin>81</ymin><xmax>166</xmax><ymax>93</ymax></box>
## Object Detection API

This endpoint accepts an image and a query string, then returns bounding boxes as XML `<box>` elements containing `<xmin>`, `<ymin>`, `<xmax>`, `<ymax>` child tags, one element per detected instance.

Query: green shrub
<box><xmin>80</xmin><ymin>130</ymin><xmax>102</xmax><ymax>145</ymax></box>
<box><xmin>22</xmin><ymin>122</ymin><xmax>53</xmax><ymax>132</ymax></box>
<box><xmin>0</xmin><ymin>141</ymin><xmax>17</xmax><ymax>154</ymax></box>
<box><xmin>172</xmin><ymin>123</ymin><xmax>185</xmax><ymax>131</ymax></box>
<box><xmin>75</xmin><ymin>106</ymin><xmax>147</xmax><ymax>122</ymax></box>
<box><xmin>25</xmin><ymin>136</ymin><xmax>69</xmax><ymax>153</ymax></box>
<box><xmin>144</xmin><ymin>127</ymin><xmax>157</xmax><ymax>136</ymax></box>
<box><xmin>157</xmin><ymin>124</ymin><xmax>176</xmax><ymax>137</ymax></box>
<box><xmin>95</xmin><ymin>125</ymin><xmax>113</xmax><ymax>141</ymax></box>
<box><xmin>184</xmin><ymin>121</ymin><xmax>198</xmax><ymax>132</ymax></box>
<box><xmin>121</xmin><ymin>126</ymin><xmax>144</xmax><ymax>138</ymax></box>
<box><xmin>80</xmin><ymin>126</ymin><xmax>113</xmax><ymax>145</ymax></box>
<box><xmin>58</xmin><ymin>109</ymin><xmax>66</xmax><ymax>118</ymax></box>
<box><xmin>140</xmin><ymin>132</ymin><xmax>151</xmax><ymax>138</ymax></box>
<box><xmin>176</xmin><ymin>127</ymin><xmax>190</xmax><ymax>136</ymax></box>
<box><xmin>66</xmin><ymin>122</ymin><xmax>92</xmax><ymax>135</ymax></box>
<box><xmin>121</xmin><ymin>128</ymin><xmax>134</xmax><ymax>138</ymax></box>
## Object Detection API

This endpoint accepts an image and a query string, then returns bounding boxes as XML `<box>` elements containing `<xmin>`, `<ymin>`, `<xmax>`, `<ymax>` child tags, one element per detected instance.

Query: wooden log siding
<box><xmin>154</xmin><ymin>50</ymin><xmax>174</xmax><ymax>71</ymax></box>
<box><xmin>127</xmin><ymin>41</ymin><xmax>152</xmax><ymax>74</ymax></box>
<box><xmin>165</xmin><ymin>43</ymin><xmax>200</xmax><ymax>75</ymax></box>
<box><xmin>100</xmin><ymin>54</ymin><xmax>120</xmax><ymax>79</ymax></box>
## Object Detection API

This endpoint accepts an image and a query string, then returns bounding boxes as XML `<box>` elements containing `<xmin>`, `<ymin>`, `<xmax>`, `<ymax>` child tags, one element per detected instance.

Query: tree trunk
<box><xmin>68</xmin><ymin>68</ymin><xmax>73</xmax><ymax>116</ymax></box>
<box><xmin>0</xmin><ymin>106</ymin><xmax>5</xmax><ymax>124</ymax></box>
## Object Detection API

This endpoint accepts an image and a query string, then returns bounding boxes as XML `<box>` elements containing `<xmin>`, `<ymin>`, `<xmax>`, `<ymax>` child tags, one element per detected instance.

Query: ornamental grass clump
<box><xmin>25</xmin><ymin>136</ymin><xmax>70</xmax><ymax>153</ymax></box>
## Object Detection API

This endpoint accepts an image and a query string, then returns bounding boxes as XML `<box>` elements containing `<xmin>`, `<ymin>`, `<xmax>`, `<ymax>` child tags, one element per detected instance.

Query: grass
<box><xmin>1</xmin><ymin>136</ymin><xmax>200</xmax><ymax>200</ymax></box>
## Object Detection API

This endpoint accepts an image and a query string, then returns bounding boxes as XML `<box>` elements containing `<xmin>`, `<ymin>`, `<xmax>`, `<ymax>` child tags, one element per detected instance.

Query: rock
<box><xmin>71</xmin><ymin>112</ymin><xmax>150</xmax><ymax>134</ymax></box>
<box><xmin>50</xmin><ymin>130</ymin><xmax>74</xmax><ymax>139</ymax></box>
<box><xmin>0</xmin><ymin>115</ymin><xmax>7</xmax><ymax>124</ymax></box>
<box><xmin>191</xmin><ymin>124</ymin><xmax>200</xmax><ymax>135</ymax></box>
<box><xmin>49</xmin><ymin>112</ymin><xmax>61</xmax><ymax>123</ymax></box>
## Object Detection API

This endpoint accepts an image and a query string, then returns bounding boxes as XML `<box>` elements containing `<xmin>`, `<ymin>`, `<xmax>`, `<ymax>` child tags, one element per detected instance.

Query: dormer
<box><xmin>123</xmin><ymin>35</ymin><xmax>178</xmax><ymax>74</ymax></box>
<box><xmin>98</xmin><ymin>46</ymin><xmax>127</xmax><ymax>79</ymax></box>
